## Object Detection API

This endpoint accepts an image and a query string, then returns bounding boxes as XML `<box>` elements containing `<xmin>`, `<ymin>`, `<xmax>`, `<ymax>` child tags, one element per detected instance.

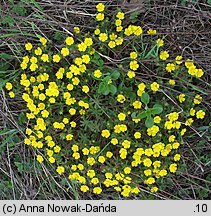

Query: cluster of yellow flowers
<box><xmin>4</xmin><ymin>2</ymin><xmax>207</xmax><ymax>197</ymax></box>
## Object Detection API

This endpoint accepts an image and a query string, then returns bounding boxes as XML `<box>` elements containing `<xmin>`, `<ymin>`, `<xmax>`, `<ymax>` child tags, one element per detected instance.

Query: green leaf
<box><xmin>131</xmin><ymin>112</ymin><xmax>137</xmax><ymax>119</ymax></box>
<box><xmin>98</xmin><ymin>82</ymin><xmax>109</xmax><ymax>95</ymax></box>
<box><xmin>0</xmin><ymin>78</ymin><xmax>8</xmax><ymax>90</ymax></box>
<box><xmin>108</xmin><ymin>84</ymin><xmax>117</xmax><ymax>95</ymax></box>
<box><xmin>137</xmin><ymin>111</ymin><xmax>147</xmax><ymax>119</ymax></box>
<box><xmin>0</xmin><ymin>128</ymin><xmax>18</xmax><ymax>136</ymax></box>
<box><xmin>110</xmin><ymin>70</ymin><xmax>120</xmax><ymax>80</ymax></box>
<box><xmin>18</xmin><ymin>113</ymin><xmax>27</xmax><ymax>125</ymax></box>
<box><xmin>130</xmin><ymin>11</ymin><xmax>140</xmax><ymax>23</ymax></box>
<box><xmin>145</xmin><ymin>116</ymin><xmax>154</xmax><ymax>128</ymax></box>
<box><xmin>1</xmin><ymin>15</ymin><xmax>15</xmax><ymax>26</ymax></box>
<box><xmin>122</xmin><ymin>86</ymin><xmax>136</xmax><ymax>99</ymax></box>
<box><xmin>103</xmin><ymin>76</ymin><xmax>111</xmax><ymax>83</ymax></box>
<box><xmin>97</xmin><ymin>82</ymin><xmax>107</xmax><ymax>94</ymax></box>
<box><xmin>150</xmin><ymin>104</ymin><xmax>163</xmax><ymax>115</ymax></box>
<box><xmin>208</xmin><ymin>0</ymin><xmax>211</xmax><ymax>5</ymax></box>
<box><xmin>141</xmin><ymin>92</ymin><xmax>150</xmax><ymax>105</ymax></box>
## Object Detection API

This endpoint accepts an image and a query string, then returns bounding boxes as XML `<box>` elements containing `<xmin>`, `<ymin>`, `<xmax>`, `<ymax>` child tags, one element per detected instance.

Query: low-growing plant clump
<box><xmin>4</xmin><ymin>2</ymin><xmax>207</xmax><ymax>197</ymax></box>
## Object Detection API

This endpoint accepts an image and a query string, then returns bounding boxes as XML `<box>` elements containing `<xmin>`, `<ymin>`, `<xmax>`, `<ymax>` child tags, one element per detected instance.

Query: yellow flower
<box><xmin>179</xmin><ymin>93</ymin><xmax>185</xmax><ymax>103</ymax></box>
<box><xmin>133</xmin><ymin>100</ymin><xmax>142</xmax><ymax>109</ymax></box>
<box><xmin>115</xmin><ymin>37</ymin><xmax>123</xmax><ymax>45</ymax></box>
<box><xmin>195</xmin><ymin>69</ymin><xmax>204</xmax><ymax>77</ymax></box>
<box><xmin>109</xmin><ymin>33</ymin><xmax>117</xmax><ymax>40</ymax></box>
<box><xmin>41</xmin><ymin>110</ymin><xmax>49</xmax><ymax>118</ymax></box>
<box><xmin>169</xmin><ymin>79</ymin><xmax>175</xmax><ymax>85</ymax></box>
<box><xmin>127</xmin><ymin>70</ymin><xmax>135</xmax><ymax>78</ymax></box>
<box><xmin>61</xmin><ymin>47</ymin><xmax>69</xmax><ymax>57</ymax></box>
<box><xmin>36</xmin><ymin>155</ymin><xmax>44</xmax><ymax>163</ymax></box>
<box><xmin>175</xmin><ymin>55</ymin><xmax>183</xmax><ymax>64</ymax></box>
<box><xmin>74</xmin><ymin>27</ymin><xmax>80</xmax><ymax>34</ymax></box>
<box><xmin>159</xmin><ymin>51</ymin><xmax>169</xmax><ymax>60</ymax></box>
<box><xmin>168</xmin><ymin>112</ymin><xmax>179</xmax><ymax>121</ymax></box>
<box><xmin>117</xmin><ymin>94</ymin><xmax>126</xmax><ymax>103</ymax></box>
<box><xmin>124</xmin><ymin>167</ymin><xmax>131</xmax><ymax>174</ymax></box>
<box><xmin>101</xmin><ymin>129</ymin><xmax>110</xmax><ymax>138</ymax></box>
<box><xmin>168</xmin><ymin>135</ymin><xmax>175</xmax><ymax>142</ymax></box>
<box><xmin>5</xmin><ymin>82</ymin><xmax>13</xmax><ymax>90</ymax></box>
<box><xmin>189</xmin><ymin>108</ymin><xmax>196</xmax><ymax>116</ymax></box>
<box><xmin>69</xmin><ymin>108</ymin><xmax>76</xmax><ymax>115</ymax></box>
<box><xmin>72</xmin><ymin>145</ymin><xmax>79</xmax><ymax>152</ymax></box>
<box><xmin>40</xmin><ymin>37</ymin><xmax>47</xmax><ymax>46</ymax></box>
<box><xmin>70</xmin><ymin>121</ymin><xmax>76</xmax><ymax>128</ymax></box>
<box><xmin>194</xmin><ymin>95</ymin><xmax>202</xmax><ymax>104</ymax></box>
<box><xmin>84</xmin><ymin>38</ymin><xmax>93</xmax><ymax>46</ymax></box>
<box><xmin>87</xmin><ymin>157</ymin><xmax>96</xmax><ymax>166</ymax></box>
<box><xmin>118</xmin><ymin>113</ymin><xmax>126</xmax><ymax>121</ymax></box>
<box><xmin>147</xmin><ymin>125</ymin><xmax>159</xmax><ymax>136</ymax></box>
<box><xmin>93</xmin><ymin>187</ymin><xmax>102</xmax><ymax>194</ymax></box>
<box><xmin>49</xmin><ymin>98</ymin><xmax>55</xmax><ymax>103</ymax></box>
<box><xmin>49</xmin><ymin>157</ymin><xmax>55</xmax><ymax>163</ymax></box>
<box><xmin>130</xmin><ymin>60</ymin><xmax>139</xmax><ymax>71</ymax></box>
<box><xmin>94</xmin><ymin>28</ymin><xmax>101</xmax><ymax>35</ymax></box>
<box><xmin>78</xmin><ymin>43</ymin><xmax>87</xmax><ymax>52</ymax></box>
<box><xmin>196</xmin><ymin>110</ymin><xmax>205</xmax><ymax>119</ymax></box>
<box><xmin>98</xmin><ymin>156</ymin><xmax>106</xmax><ymax>163</ymax></box>
<box><xmin>166</xmin><ymin>63</ymin><xmax>176</xmax><ymax>72</ymax></box>
<box><xmin>156</xmin><ymin>39</ymin><xmax>164</xmax><ymax>47</ymax></box>
<box><xmin>77</xmin><ymin>164</ymin><xmax>84</xmax><ymax>171</ymax></box>
<box><xmin>82</xmin><ymin>85</ymin><xmax>89</xmax><ymax>93</ymax></box>
<box><xmin>181</xmin><ymin>128</ymin><xmax>186</xmax><ymax>136</ymax></box>
<box><xmin>66</xmin><ymin>134</ymin><xmax>73</xmax><ymax>141</ymax></box>
<box><xmin>146</xmin><ymin>177</ymin><xmax>155</xmax><ymax>184</ymax></box>
<box><xmin>174</xmin><ymin>154</ymin><xmax>181</xmax><ymax>161</ymax></box>
<box><xmin>94</xmin><ymin>69</ymin><xmax>102</xmax><ymax>78</ymax></box>
<box><xmin>34</xmin><ymin>47</ymin><xmax>42</xmax><ymax>56</ymax></box>
<box><xmin>62</xmin><ymin>118</ymin><xmax>69</xmax><ymax>124</ymax></box>
<box><xmin>143</xmin><ymin>158</ymin><xmax>152</xmax><ymax>167</ymax></box>
<box><xmin>82</xmin><ymin>54</ymin><xmax>90</xmax><ymax>64</ymax></box>
<box><xmin>154</xmin><ymin>116</ymin><xmax>161</xmax><ymax>124</ymax></box>
<box><xmin>65</xmin><ymin>36</ymin><xmax>74</xmax><ymax>46</ymax></box>
<box><xmin>169</xmin><ymin>163</ymin><xmax>177</xmax><ymax>173</ymax></box>
<box><xmin>56</xmin><ymin>166</ymin><xmax>65</xmax><ymax>175</ymax></box>
<box><xmin>116</xmin><ymin>26</ymin><xmax>123</xmax><ymax>32</ymax></box>
<box><xmin>151</xmin><ymin>82</ymin><xmax>159</xmax><ymax>92</ymax></box>
<box><xmin>108</xmin><ymin>41</ymin><xmax>116</xmax><ymax>49</ymax></box>
<box><xmin>147</xmin><ymin>29</ymin><xmax>156</xmax><ymax>35</ymax></box>
<box><xmin>72</xmin><ymin>77</ymin><xmax>80</xmax><ymax>85</ymax></box>
<box><xmin>151</xmin><ymin>187</ymin><xmax>158</xmax><ymax>193</ymax></box>
<box><xmin>96</xmin><ymin>13</ymin><xmax>104</xmax><ymax>21</ymax></box>
<box><xmin>130</xmin><ymin>51</ymin><xmax>138</xmax><ymax>59</ymax></box>
<box><xmin>116</xmin><ymin>11</ymin><xmax>125</xmax><ymax>20</ymax></box>
<box><xmin>115</xmin><ymin>19</ymin><xmax>122</xmax><ymax>26</ymax></box>
<box><xmin>53</xmin><ymin>54</ymin><xmax>60</xmax><ymax>63</ymax></box>
<box><xmin>80</xmin><ymin>185</ymin><xmax>89</xmax><ymax>192</ymax></box>
<box><xmin>122</xmin><ymin>140</ymin><xmax>131</xmax><ymax>149</ymax></box>
<box><xmin>96</xmin><ymin>3</ymin><xmax>105</xmax><ymax>12</ymax></box>
<box><xmin>30</xmin><ymin>56</ymin><xmax>37</xmax><ymax>63</ymax></box>
<box><xmin>159</xmin><ymin>169</ymin><xmax>167</xmax><ymax>177</ymax></box>
<box><xmin>134</xmin><ymin>132</ymin><xmax>141</xmax><ymax>139</ymax></box>
<box><xmin>99</xmin><ymin>33</ymin><xmax>108</xmax><ymax>42</ymax></box>
<box><xmin>25</xmin><ymin>42</ymin><xmax>33</xmax><ymax>51</ymax></box>
<box><xmin>111</xmin><ymin>138</ymin><xmax>118</xmax><ymax>145</ymax></box>
<box><xmin>41</xmin><ymin>54</ymin><xmax>49</xmax><ymax>62</ymax></box>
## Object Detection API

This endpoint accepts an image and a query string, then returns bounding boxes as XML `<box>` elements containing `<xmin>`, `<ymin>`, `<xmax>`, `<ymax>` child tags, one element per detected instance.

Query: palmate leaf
<box><xmin>145</xmin><ymin>115</ymin><xmax>154</xmax><ymax>128</ymax></box>
<box><xmin>141</xmin><ymin>92</ymin><xmax>150</xmax><ymax>105</ymax></box>
<box><xmin>137</xmin><ymin>111</ymin><xmax>147</xmax><ymax>119</ymax></box>
<box><xmin>110</xmin><ymin>70</ymin><xmax>120</xmax><ymax>80</ymax></box>
<box><xmin>108</xmin><ymin>84</ymin><xmax>117</xmax><ymax>95</ymax></box>
<box><xmin>150</xmin><ymin>104</ymin><xmax>163</xmax><ymax>115</ymax></box>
